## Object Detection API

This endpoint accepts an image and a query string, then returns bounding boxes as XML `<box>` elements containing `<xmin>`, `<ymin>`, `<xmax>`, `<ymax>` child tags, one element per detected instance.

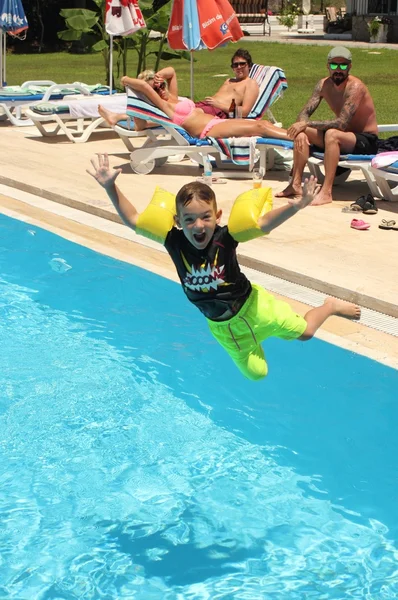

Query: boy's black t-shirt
<box><xmin>164</xmin><ymin>225</ymin><xmax>251</xmax><ymax>320</ymax></box>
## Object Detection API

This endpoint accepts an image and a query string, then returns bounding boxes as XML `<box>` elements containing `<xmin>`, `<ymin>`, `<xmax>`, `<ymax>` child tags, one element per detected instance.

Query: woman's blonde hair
<box><xmin>138</xmin><ymin>69</ymin><xmax>168</xmax><ymax>92</ymax></box>
<box><xmin>138</xmin><ymin>69</ymin><xmax>155</xmax><ymax>83</ymax></box>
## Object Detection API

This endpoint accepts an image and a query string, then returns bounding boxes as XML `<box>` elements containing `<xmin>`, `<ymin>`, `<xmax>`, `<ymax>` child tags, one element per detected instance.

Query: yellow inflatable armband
<box><xmin>228</xmin><ymin>187</ymin><xmax>273</xmax><ymax>243</ymax></box>
<box><xmin>136</xmin><ymin>186</ymin><xmax>176</xmax><ymax>244</ymax></box>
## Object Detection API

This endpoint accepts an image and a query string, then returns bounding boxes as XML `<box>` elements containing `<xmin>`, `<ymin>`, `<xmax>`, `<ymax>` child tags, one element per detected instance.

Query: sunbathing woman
<box><xmin>98</xmin><ymin>69</ymin><xmax>176</xmax><ymax>129</ymax></box>
<box><xmin>99</xmin><ymin>68</ymin><xmax>290</xmax><ymax>141</ymax></box>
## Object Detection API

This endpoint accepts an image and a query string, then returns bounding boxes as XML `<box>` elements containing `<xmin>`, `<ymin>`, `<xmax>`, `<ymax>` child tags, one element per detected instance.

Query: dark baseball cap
<box><xmin>327</xmin><ymin>46</ymin><xmax>352</xmax><ymax>61</ymax></box>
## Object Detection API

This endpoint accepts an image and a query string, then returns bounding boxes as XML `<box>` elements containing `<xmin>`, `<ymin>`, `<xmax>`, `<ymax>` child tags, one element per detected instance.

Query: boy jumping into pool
<box><xmin>88</xmin><ymin>154</ymin><xmax>360</xmax><ymax>381</ymax></box>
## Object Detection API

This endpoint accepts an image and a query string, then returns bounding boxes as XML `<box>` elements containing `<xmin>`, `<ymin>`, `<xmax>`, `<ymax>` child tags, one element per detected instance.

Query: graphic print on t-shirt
<box><xmin>164</xmin><ymin>226</ymin><xmax>251</xmax><ymax>319</ymax></box>
<box><xmin>180</xmin><ymin>248</ymin><xmax>230</xmax><ymax>293</ymax></box>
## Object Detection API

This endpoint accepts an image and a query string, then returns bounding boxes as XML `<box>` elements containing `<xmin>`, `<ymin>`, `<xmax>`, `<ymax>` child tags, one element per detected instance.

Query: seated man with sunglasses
<box><xmin>276</xmin><ymin>46</ymin><xmax>378</xmax><ymax>206</ymax></box>
<box><xmin>194</xmin><ymin>48</ymin><xmax>259</xmax><ymax>119</ymax></box>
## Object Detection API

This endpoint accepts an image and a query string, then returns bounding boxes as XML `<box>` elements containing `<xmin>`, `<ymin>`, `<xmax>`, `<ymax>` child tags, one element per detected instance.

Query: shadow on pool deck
<box><xmin>0</xmin><ymin>122</ymin><xmax>397</xmax><ymax>318</ymax></box>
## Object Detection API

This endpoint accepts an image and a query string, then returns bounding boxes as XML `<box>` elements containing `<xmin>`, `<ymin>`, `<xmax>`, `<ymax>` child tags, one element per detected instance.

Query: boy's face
<box><xmin>176</xmin><ymin>197</ymin><xmax>222</xmax><ymax>250</ymax></box>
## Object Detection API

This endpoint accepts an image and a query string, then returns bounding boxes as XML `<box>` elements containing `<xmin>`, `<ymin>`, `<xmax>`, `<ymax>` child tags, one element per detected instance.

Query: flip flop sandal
<box><xmin>342</xmin><ymin>195</ymin><xmax>368</xmax><ymax>213</ymax></box>
<box><xmin>346</xmin><ymin>193</ymin><xmax>377</xmax><ymax>214</ymax></box>
<box><xmin>343</xmin><ymin>196</ymin><xmax>378</xmax><ymax>214</ymax></box>
<box><xmin>342</xmin><ymin>204</ymin><xmax>363</xmax><ymax>213</ymax></box>
<box><xmin>351</xmin><ymin>218</ymin><xmax>370</xmax><ymax>230</ymax></box>
<box><xmin>349</xmin><ymin>195</ymin><xmax>368</xmax><ymax>211</ymax></box>
<box><xmin>378</xmin><ymin>219</ymin><xmax>397</xmax><ymax>230</ymax></box>
<box><xmin>362</xmin><ymin>196</ymin><xmax>378</xmax><ymax>215</ymax></box>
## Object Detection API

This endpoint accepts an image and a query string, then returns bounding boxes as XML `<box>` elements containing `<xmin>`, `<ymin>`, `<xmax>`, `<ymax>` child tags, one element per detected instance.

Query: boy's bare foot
<box><xmin>310</xmin><ymin>189</ymin><xmax>333</xmax><ymax>206</ymax></box>
<box><xmin>275</xmin><ymin>184</ymin><xmax>302</xmax><ymax>199</ymax></box>
<box><xmin>324</xmin><ymin>297</ymin><xmax>361</xmax><ymax>320</ymax></box>
<box><xmin>98</xmin><ymin>105</ymin><xmax>126</xmax><ymax>128</ymax></box>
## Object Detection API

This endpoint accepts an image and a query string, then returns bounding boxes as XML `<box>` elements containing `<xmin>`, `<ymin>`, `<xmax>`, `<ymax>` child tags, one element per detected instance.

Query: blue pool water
<box><xmin>1</xmin><ymin>212</ymin><xmax>398</xmax><ymax>599</ymax></box>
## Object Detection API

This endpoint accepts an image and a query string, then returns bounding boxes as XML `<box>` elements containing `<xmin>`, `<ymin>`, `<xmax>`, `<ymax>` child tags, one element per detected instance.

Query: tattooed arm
<box><xmin>287</xmin><ymin>80</ymin><xmax>323</xmax><ymax>138</ymax></box>
<box><xmin>297</xmin><ymin>80</ymin><xmax>324</xmax><ymax>121</ymax></box>
<box><xmin>307</xmin><ymin>81</ymin><xmax>365</xmax><ymax>131</ymax></box>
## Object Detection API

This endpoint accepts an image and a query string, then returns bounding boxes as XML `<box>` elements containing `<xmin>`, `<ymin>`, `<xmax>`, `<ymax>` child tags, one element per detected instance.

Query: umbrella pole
<box><xmin>3</xmin><ymin>32</ymin><xmax>6</xmax><ymax>87</ymax></box>
<box><xmin>190</xmin><ymin>51</ymin><xmax>194</xmax><ymax>100</ymax></box>
<box><xmin>0</xmin><ymin>31</ymin><xmax>5</xmax><ymax>88</ymax></box>
<box><xmin>0</xmin><ymin>32</ymin><xmax>2</xmax><ymax>89</ymax></box>
<box><xmin>109</xmin><ymin>34</ymin><xmax>113</xmax><ymax>95</ymax></box>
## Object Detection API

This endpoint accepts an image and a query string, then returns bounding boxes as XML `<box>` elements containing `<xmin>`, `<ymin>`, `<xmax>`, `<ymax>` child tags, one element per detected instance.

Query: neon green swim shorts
<box><xmin>207</xmin><ymin>283</ymin><xmax>307</xmax><ymax>381</ymax></box>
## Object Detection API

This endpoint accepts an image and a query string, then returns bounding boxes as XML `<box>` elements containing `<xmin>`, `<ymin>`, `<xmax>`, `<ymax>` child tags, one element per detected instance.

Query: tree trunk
<box><xmin>35</xmin><ymin>0</ymin><xmax>45</xmax><ymax>53</ymax></box>
<box><xmin>71</xmin><ymin>0</ymin><xmax>88</xmax><ymax>53</ymax></box>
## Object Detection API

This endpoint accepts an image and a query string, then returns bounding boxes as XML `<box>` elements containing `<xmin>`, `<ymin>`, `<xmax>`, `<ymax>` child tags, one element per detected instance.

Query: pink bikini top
<box><xmin>172</xmin><ymin>98</ymin><xmax>196</xmax><ymax>126</ymax></box>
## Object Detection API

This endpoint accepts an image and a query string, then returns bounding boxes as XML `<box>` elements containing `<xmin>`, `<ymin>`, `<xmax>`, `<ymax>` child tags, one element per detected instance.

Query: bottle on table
<box><xmin>228</xmin><ymin>98</ymin><xmax>236</xmax><ymax>119</ymax></box>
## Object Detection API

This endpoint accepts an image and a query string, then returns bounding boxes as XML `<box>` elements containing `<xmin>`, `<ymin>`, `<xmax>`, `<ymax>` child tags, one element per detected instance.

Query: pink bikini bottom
<box><xmin>200</xmin><ymin>117</ymin><xmax>227</xmax><ymax>139</ymax></box>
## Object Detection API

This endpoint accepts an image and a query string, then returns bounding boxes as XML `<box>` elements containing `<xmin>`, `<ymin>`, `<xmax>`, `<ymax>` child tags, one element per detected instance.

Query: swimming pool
<box><xmin>1</xmin><ymin>212</ymin><xmax>398</xmax><ymax>599</ymax></box>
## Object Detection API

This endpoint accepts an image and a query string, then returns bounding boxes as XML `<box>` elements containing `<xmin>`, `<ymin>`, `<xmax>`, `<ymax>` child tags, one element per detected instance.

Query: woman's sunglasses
<box><xmin>231</xmin><ymin>61</ymin><xmax>248</xmax><ymax>68</ymax></box>
<box><xmin>328</xmin><ymin>63</ymin><xmax>349</xmax><ymax>71</ymax></box>
<box><xmin>154</xmin><ymin>81</ymin><xmax>166</xmax><ymax>90</ymax></box>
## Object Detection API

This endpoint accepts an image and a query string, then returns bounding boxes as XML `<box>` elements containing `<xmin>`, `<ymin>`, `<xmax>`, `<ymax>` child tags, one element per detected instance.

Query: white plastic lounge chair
<box><xmin>24</xmin><ymin>93</ymin><xmax>148</xmax><ymax>143</ymax></box>
<box><xmin>0</xmin><ymin>80</ymin><xmax>57</xmax><ymax>126</ymax></box>
<box><xmin>307</xmin><ymin>124</ymin><xmax>398</xmax><ymax>197</ymax></box>
<box><xmin>0</xmin><ymin>80</ymin><xmax>112</xmax><ymax>127</ymax></box>
<box><xmin>112</xmin><ymin>119</ymin><xmax>169</xmax><ymax>152</ymax></box>
<box><xmin>369</xmin><ymin>157</ymin><xmax>398</xmax><ymax>202</ymax></box>
<box><xmin>119</xmin><ymin>65</ymin><xmax>289</xmax><ymax>174</ymax></box>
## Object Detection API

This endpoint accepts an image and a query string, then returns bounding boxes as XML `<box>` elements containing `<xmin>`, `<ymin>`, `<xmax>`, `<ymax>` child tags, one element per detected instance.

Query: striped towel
<box><xmin>205</xmin><ymin>137</ymin><xmax>260</xmax><ymax>169</ymax></box>
<box><xmin>126</xmin><ymin>91</ymin><xmax>195</xmax><ymax>141</ymax></box>
<box><xmin>248</xmin><ymin>65</ymin><xmax>288</xmax><ymax>119</ymax></box>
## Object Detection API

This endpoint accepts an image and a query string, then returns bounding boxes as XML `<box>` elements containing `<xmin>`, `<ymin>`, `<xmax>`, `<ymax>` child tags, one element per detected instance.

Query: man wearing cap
<box><xmin>277</xmin><ymin>47</ymin><xmax>378</xmax><ymax>206</ymax></box>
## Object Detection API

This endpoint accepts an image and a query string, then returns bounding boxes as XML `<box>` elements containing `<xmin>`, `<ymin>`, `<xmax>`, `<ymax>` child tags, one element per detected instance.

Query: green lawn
<box><xmin>5</xmin><ymin>43</ymin><xmax>398</xmax><ymax>128</ymax></box>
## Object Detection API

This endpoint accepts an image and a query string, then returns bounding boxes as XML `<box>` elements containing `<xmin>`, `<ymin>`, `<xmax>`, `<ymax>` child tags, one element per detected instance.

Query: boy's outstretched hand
<box><xmin>87</xmin><ymin>153</ymin><xmax>122</xmax><ymax>189</ymax></box>
<box><xmin>288</xmin><ymin>176</ymin><xmax>320</xmax><ymax>210</ymax></box>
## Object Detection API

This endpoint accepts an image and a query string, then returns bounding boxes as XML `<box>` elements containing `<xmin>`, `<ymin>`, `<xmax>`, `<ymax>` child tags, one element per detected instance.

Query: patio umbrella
<box><xmin>105</xmin><ymin>0</ymin><xmax>146</xmax><ymax>92</ymax></box>
<box><xmin>0</xmin><ymin>0</ymin><xmax>28</xmax><ymax>88</ymax></box>
<box><xmin>167</xmin><ymin>0</ymin><xmax>243</xmax><ymax>98</ymax></box>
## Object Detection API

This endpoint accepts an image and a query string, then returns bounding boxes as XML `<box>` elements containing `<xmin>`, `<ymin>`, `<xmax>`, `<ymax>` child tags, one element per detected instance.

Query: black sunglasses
<box><xmin>154</xmin><ymin>81</ymin><xmax>166</xmax><ymax>90</ymax></box>
<box><xmin>231</xmin><ymin>61</ymin><xmax>248</xmax><ymax>68</ymax></box>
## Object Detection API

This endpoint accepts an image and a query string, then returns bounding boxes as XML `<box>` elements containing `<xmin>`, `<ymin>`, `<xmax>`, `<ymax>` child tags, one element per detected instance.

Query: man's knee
<box><xmin>324</xmin><ymin>128</ymin><xmax>341</xmax><ymax>144</ymax></box>
<box><xmin>325</xmin><ymin>129</ymin><xmax>357</xmax><ymax>154</ymax></box>
<box><xmin>304</xmin><ymin>127</ymin><xmax>325</xmax><ymax>148</ymax></box>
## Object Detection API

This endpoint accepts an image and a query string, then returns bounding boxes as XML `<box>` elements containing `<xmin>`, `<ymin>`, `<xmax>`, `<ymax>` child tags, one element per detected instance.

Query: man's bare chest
<box><xmin>219</xmin><ymin>80</ymin><xmax>247</xmax><ymax>97</ymax></box>
<box><xmin>323</xmin><ymin>88</ymin><xmax>347</xmax><ymax>115</ymax></box>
